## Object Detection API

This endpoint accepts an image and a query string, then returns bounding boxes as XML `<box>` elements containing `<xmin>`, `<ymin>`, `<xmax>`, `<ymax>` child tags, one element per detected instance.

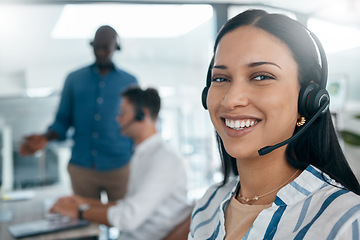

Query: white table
<box><xmin>0</xmin><ymin>185</ymin><xmax>101</xmax><ymax>240</ymax></box>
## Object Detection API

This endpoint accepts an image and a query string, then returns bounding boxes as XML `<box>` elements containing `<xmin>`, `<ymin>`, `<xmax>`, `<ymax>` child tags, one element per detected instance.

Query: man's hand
<box><xmin>50</xmin><ymin>195</ymin><xmax>80</xmax><ymax>219</ymax></box>
<box><xmin>19</xmin><ymin>134</ymin><xmax>48</xmax><ymax>156</ymax></box>
<box><xmin>51</xmin><ymin>195</ymin><xmax>112</xmax><ymax>226</ymax></box>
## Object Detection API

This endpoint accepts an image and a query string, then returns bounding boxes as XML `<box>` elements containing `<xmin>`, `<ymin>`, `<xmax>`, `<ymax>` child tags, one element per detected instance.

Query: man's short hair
<box><xmin>93</xmin><ymin>25</ymin><xmax>121</xmax><ymax>51</ymax></box>
<box><xmin>121</xmin><ymin>86</ymin><xmax>161</xmax><ymax>120</ymax></box>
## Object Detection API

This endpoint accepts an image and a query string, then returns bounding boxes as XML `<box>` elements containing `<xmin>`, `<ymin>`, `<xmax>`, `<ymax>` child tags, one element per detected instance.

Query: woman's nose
<box><xmin>221</xmin><ymin>82</ymin><xmax>249</xmax><ymax>109</ymax></box>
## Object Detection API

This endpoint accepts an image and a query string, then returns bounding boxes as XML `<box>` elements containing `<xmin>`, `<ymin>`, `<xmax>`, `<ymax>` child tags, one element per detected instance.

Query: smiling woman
<box><xmin>208</xmin><ymin>26</ymin><xmax>299</xmax><ymax>161</ymax></box>
<box><xmin>189</xmin><ymin>9</ymin><xmax>360</xmax><ymax>240</ymax></box>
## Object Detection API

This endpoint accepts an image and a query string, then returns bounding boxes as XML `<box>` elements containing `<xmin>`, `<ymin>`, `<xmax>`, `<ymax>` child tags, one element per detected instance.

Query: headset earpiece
<box><xmin>297</xmin><ymin>30</ymin><xmax>330</xmax><ymax>119</ymax></box>
<box><xmin>307</xmin><ymin>88</ymin><xmax>329</xmax><ymax>116</ymax></box>
<box><xmin>134</xmin><ymin>91</ymin><xmax>145</xmax><ymax>121</ymax></box>
<box><xmin>116</xmin><ymin>42</ymin><xmax>121</xmax><ymax>51</ymax></box>
<box><xmin>202</xmin><ymin>87</ymin><xmax>209</xmax><ymax>110</ymax></box>
<box><xmin>298</xmin><ymin>83</ymin><xmax>317</xmax><ymax>118</ymax></box>
<box><xmin>201</xmin><ymin>62</ymin><xmax>213</xmax><ymax>110</ymax></box>
<box><xmin>298</xmin><ymin>82</ymin><xmax>330</xmax><ymax>118</ymax></box>
<box><xmin>134</xmin><ymin>109</ymin><xmax>145</xmax><ymax>121</ymax></box>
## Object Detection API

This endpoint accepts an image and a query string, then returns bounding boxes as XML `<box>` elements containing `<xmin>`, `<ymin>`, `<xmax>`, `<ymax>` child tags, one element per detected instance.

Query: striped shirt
<box><xmin>189</xmin><ymin>165</ymin><xmax>360</xmax><ymax>240</ymax></box>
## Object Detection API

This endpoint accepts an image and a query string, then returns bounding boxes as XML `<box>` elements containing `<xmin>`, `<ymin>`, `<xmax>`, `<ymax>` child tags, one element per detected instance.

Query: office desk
<box><xmin>0</xmin><ymin>185</ymin><xmax>100</xmax><ymax>240</ymax></box>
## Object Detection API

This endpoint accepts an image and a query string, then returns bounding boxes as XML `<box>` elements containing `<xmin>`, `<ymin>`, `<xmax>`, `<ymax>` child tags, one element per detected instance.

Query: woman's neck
<box><xmin>236</xmin><ymin>150</ymin><xmax>299</xmax><ymax>205</ymax></box>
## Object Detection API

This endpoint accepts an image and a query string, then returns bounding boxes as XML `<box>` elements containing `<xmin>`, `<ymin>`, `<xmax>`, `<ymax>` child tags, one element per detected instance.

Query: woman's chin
<box><xmin>224</xmin><ymin>147</ymin><xmax>260</xmax><ymax>161</ymax></box>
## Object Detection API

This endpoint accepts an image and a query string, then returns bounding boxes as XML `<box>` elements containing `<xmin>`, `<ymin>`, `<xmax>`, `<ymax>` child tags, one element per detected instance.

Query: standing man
<box><xmin>19</xmin><ymin>25</ymin><xmax>138</xmax><ymax>201</ymax></box>
<box><xmin>51</xmin><ymin>87</ymin><xmax>192</xmax><ymax>240</ymax></box>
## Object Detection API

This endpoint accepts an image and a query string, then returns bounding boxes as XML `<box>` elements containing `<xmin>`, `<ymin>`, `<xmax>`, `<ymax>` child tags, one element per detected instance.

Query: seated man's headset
<box><xmin>134</xmin><ymin>91</ymin><xmax>145</xmax><ymax>121</ymax></box>
<box><xmin>201</xmin><ymin>29</ymin><xmax>330</xmax><ymax>156</ymax></box>
<box><xmin>121</xmin><ymin>91</ymin><xmax>145</xmax><ymax>130</ymax></box>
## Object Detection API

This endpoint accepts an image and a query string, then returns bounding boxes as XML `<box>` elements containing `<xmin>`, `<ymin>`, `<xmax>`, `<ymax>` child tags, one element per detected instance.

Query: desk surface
<box><xmin>0</xmin><ymin>185</ymin><xmax>100</xmax><ymax>240</ymax></box>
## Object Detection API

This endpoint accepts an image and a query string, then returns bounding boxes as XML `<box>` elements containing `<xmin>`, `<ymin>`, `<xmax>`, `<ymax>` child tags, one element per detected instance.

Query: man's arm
<box><xmin>50</xmin><ymin>195</ymin><xmax>116</xmax><ymax>226</ymax></box>
<box><xmin>81</xmin><ymin>205</ymin><xmax>113</xmax><ymax>226</ymax></box>
<box><xmin>19</xmin><ymin>130</ymin><xmax>59</xmax><ymax>156</ymax></box>
<box><xmin>19</xmin><ymin>73</ymin><xmax>73</xmax><ymax>156</ymax></box>
<box><xmin>107</xmin><ymin>149</ymin><xmax>186</xmax><ymax>230</ymax></box>
<box><xmin>43</xmin><ymin>130</ymin><xmax>59</xmax><ymax>141</ymax></box>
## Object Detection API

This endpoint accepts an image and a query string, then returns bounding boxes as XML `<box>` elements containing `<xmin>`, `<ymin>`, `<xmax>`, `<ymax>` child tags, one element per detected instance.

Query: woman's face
<box><xmin>207</xmin><ymin>26</ymin><xmax>300</xmax><ymax>160</ymax></box>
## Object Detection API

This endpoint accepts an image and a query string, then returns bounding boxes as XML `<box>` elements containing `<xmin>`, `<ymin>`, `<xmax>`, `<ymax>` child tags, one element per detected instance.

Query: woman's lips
<box><xmin>225</xmin><ymin>118</ymin><xmax>258</xmax><ymax>130</ymax></box>
<box><xmin>221</xmin><ymin>116</ymin><xmax>260</xmax><ymax>137</ymax></box>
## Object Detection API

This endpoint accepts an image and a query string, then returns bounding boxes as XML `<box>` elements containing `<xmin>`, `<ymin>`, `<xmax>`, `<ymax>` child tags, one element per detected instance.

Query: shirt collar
<box><xmin>90</xmin><ymin>62</ymin><xmax>118</xmax><ymax>73</ymax></box>
<box><xmin>274</xmin><ymin>164</ymin><xmax>335</xmax><ymax>206</ymax></box>
<box><xmin>228</xmin><ymin>165</ymin><xmax>336</xmax><ymax>207</ymax></box>
<box><xmin>134</xmin><ymin>133</ymin><xmax>162</xmax><ymax>155</ymax></box>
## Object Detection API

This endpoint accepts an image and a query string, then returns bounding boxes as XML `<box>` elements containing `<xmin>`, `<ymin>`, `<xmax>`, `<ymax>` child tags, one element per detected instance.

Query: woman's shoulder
<box><xmin>207</xmin><ymin>177</ymin><xmax>238</xmax><ymax>195</ymax></box>
<box><xmin>316</xmin><ymin>182</ymin><xmax>360</xmax><ymax>205</ymax></box>
<box><xmin>192</xmin><ymin>177</ymin><xmax>238</xmax><ymax>216</ymax></box>
<box><xmin>189</xmin><ymin>178</ymin><xmax>237</xmax><ymax>239</ymax></box>
<box><xmin>299</xmin><ymin>180</ymin><xmax>360</xmax><ymax>230</ymax></box>
<box><xmin>289</xmin><ymin>184</ymin><xmax>360</xmax><ymax>239</ymax></box>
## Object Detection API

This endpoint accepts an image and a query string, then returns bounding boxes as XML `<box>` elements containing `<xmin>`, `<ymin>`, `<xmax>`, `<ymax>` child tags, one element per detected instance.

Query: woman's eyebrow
<box><xmin>213</xmin><ymin>65</ymin><xmax>227</xmax><ymax>70</ymax></box>
<box><xmin>213</xmin><ymin>62</ymin><xmax>281</xmax><ymax>70</ymax></box>
<box><xmin>248</xmin><ymin>61</ymin><xmax>282</xmax><ymax>69</ymax></box>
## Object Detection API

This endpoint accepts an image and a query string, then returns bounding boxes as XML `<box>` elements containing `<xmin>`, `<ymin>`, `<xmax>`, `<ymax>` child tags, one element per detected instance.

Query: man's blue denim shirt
<box><xmin>49</xmin><ymin>63</ymin><xmax>138</xmax><ymax>171</ymax></box>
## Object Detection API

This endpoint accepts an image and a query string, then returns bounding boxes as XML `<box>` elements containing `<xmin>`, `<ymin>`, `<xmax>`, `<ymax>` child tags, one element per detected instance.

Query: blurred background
<box><xmin>0</xmin><ymin>0</ymin><xmax>360</xmax><ymax>200</ymax></box>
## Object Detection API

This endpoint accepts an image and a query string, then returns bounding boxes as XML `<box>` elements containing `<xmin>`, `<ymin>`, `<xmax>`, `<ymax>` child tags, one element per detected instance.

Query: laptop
<box><xmin>7</xmin><ymin>197</ymin><xmax>90</xmax><ymax>238</ymax></box>
<box><xmin>8</xmin><ymin>216</ymin><xmax>90</xmax><ymax>238</ymax></box>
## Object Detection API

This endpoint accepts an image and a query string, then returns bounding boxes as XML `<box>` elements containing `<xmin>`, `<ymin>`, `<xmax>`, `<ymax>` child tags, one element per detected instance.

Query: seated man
<box><xmin>51</xmin><ymin>86</ymin><xmax>192</xmax><ymax>240</ymax></box>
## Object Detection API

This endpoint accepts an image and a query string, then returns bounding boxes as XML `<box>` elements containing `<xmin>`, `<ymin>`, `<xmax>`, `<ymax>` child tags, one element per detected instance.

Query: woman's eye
<box><xmin>252</xmin><ymin>74</ymin><xmax>275</xmax><ymax>81</ymax></box>
<box><xmin>211</xmin><ymin>77</ymin><xmax>228</xmax><ymax>83</ymax></box>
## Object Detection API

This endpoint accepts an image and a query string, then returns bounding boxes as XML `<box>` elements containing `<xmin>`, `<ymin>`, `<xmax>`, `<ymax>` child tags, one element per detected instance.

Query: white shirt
<box><xmin>108</xmin><ymin>133</ymin><xmax>192</xmax><ymax>240</ymax></box>
<box><xmin>189</xmin><ymin>165</ymin><xmax>360</xmax><ymax>240</ymax></box>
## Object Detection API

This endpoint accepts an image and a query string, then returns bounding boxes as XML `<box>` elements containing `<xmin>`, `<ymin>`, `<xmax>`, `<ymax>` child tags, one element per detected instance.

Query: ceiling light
<box><xmin>52</xmin><ymin>4</ymin><xmax>213</xmax><ymax>39</ymax></box>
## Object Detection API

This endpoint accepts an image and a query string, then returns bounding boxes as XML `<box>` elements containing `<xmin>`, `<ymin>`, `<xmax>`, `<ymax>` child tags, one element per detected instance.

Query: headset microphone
<box><xmin>120</xmin><ymin>111</ymin><xmax>145</xmax><ymax>132</ymax></box>
<box><xmin>120</xmin><ymin>118</ymin><xmax>136</xmax><ymax>132</ymax></box>
<box><xmin>120</xmin><ymin>110</ymin><xmax>145</xmax><ymax>131</ymax></box>
<box><xmin>258</xmin><ymin>99</ymin><xmax>329</xmax><ymax>156</ymax></box>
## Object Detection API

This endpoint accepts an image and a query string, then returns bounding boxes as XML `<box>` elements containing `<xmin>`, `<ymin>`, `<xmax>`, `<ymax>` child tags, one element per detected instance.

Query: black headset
<box><xmin>201</xmin><ymin>30</ymin><xmax>330</xmax><ymax>120</ymax></box>
<box><xmin>90</xmin><ymin>36</ymin><xmax>121</xmax><ymax>51</ymax></box>
<box><xmin>115</xmin><ymin>40</ymin><xmax>121</xmax><ymax>51</ymax></box>
<box><xmin>134</xmin><ymin>91</ymin><xmax>145</xmax><ymax>121</ymax></box>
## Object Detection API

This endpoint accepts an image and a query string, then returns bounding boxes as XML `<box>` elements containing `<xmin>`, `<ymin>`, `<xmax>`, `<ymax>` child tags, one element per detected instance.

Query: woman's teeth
<box><xmin>225</xmin><ymin>119</ymin><xmax>257</xmax><ymax>130</ymax></box>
